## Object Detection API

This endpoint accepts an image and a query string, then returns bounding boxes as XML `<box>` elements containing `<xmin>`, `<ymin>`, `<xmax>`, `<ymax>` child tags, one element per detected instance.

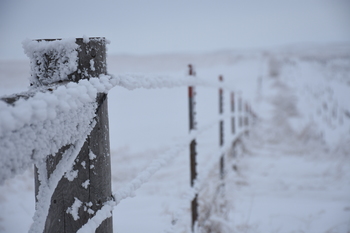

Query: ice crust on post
<box><xmin>22</xmin><ymin>38</ymin><xmax>79</xmax><ymax>86</ymax></box>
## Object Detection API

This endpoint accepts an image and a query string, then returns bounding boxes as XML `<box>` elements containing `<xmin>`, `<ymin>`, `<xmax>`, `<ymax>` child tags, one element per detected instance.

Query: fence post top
<box><xmin>23</xmin><ymin>37</ymin><xmax>107</xmax><ymax>87</ymax></box>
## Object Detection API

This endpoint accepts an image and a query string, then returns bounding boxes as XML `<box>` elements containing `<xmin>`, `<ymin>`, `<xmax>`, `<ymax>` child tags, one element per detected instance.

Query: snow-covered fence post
<box><xmin>230</xmin><ymin>92</ymin><xmax>238</xmax><ymax>159</ymax></box>
<box><xmin>31</xmin><ymin>38</ymin><xmax>112</xmax><ymax>233</ymax></box>
<box><xmin>188</xmin><ymin>64</ymin><xmax>198</xmax><ymax>232</ymax></box>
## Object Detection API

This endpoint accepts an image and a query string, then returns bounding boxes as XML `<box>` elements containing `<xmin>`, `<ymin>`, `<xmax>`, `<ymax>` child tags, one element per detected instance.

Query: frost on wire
<box><xmin>0</xmin><ymin>72</ymin><xmax>222</xmax><ymax>184</ymax></box>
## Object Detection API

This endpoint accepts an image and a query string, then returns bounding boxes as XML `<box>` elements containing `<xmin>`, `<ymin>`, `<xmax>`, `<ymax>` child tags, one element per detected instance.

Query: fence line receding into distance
<box><xmin>0</xmin><ymin>37</ymin><xmax>257</xmax><ymax>233</ymax></box>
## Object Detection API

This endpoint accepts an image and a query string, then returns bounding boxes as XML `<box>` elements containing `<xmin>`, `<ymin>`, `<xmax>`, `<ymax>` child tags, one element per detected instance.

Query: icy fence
<box><xmin>77</xmin><ymin>118</ymin><xmax>249</xmax><ymax>233</ymax></box>
<box><xmin>0</xmin><ymin>72</ymin><xmax>254</xmax><ymax>231</ymax></box>
<box><xmin>0</xmin><ymin>72</ymin><xmax>254</xmax><ymax>233</ymax></box>
<box><xmin>0</xmin><ymin>37</ymin><xmax>256</xmax><ymax>233</ymax></box>
<box><xmin>0</xmin><ymin>73</ymin><xmax>248</xmax><ymax>182</ymax></box>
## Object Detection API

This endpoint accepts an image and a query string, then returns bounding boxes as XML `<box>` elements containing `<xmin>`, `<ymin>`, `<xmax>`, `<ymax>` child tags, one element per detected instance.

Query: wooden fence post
<box><xmin>33</xmin><ymin>38</ymin><xmax>112</xmax><ymax>233</ymax></box>
<box><xmin>188</xmin><ymin>64</ymin><xmax>198</xmax><ymax>232</ymax></box>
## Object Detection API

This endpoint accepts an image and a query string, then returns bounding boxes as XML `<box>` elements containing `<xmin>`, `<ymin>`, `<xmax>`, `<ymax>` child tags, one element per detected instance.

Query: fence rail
<box><xmin>0</xmin><ymin>37</ymin><xmax>257</xmax><ymax>233</ymax></box>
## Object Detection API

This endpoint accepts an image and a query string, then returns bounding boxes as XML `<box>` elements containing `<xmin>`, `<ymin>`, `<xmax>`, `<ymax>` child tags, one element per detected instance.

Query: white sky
<box><xmin>0</xmin><ymin>0</ymin><xmax>349</xmax><ymax>60</ymax></box>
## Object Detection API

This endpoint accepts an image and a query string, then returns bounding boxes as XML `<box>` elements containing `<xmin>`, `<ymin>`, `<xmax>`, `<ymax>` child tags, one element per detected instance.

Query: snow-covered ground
<box><xmin>0</xmin><ymin>44</ymin><xmax>350</xmax><ymax>232</ymax></box>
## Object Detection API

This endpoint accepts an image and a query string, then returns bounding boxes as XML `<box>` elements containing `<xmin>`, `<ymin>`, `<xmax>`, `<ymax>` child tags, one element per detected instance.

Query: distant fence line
<box><xmin>0</xmin><ymin>37</ymin><xmax>256</xmax><ymax>233</ymax></box>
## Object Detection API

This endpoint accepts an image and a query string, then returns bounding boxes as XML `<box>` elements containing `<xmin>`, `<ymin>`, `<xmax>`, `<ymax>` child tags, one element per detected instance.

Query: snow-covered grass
<box><xmin>0</xmin><ymin>44</ymin><xmax>349</xmax><ymax>232</ymax></box>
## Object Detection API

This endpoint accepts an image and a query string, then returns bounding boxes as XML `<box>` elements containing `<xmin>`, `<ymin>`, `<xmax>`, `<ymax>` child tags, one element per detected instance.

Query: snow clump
<box><xmin>66</xmin><ymin>197</ymin><xmax>83</xmax><ymax>221</ymax></box>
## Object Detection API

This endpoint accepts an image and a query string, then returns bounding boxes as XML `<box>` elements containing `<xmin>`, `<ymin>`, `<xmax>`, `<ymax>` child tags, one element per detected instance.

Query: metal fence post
<box><xmin>238</xmin><ymin>94</ymin><xmax>243</xmax><ymax>129</ymax></box>
<box><xmin>244</xmin><ymin>103</ymin><xmax>250</xmax><ymax>136</ymax></box>
<box><xmin>33</xmin><ymin>38</ymin><xmax>112</xmax><ymax>233</ymax></box>
<box><xmin>219</xmin><ymin>76</ymin><xmax>225</xmax><ymax>180</ymax></box>
<box><xmin>231</xmin><ymin>92</ymin><xmax>235</xmax><ymax>135</ymax></box>
<box><xmin>188</xmin><ymin>64</ymin><xmax>198</xmax><ymax>232</ymax></box>
<box><xmin>230</xmin><ymin>92</ymin><xmax>237</xmax><ymax>159</ymax></box>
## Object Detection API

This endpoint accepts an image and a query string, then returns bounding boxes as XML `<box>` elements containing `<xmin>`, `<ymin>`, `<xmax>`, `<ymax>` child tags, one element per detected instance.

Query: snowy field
<box><xmin>0</xmin><ymin>44</ymin><xmax>350</xmax><ymax>232</ymax></box>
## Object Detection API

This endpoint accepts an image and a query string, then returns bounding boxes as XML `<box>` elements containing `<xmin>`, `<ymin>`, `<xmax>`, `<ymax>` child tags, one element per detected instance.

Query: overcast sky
<box><xmin>1</xmin><ymin>0</ymin><xmax>349</xmax><ymax>60</ymax></box>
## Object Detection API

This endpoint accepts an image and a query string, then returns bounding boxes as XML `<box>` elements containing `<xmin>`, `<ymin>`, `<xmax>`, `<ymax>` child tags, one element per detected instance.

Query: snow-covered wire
<box><xmin>77</xmin><ymin>111</ymin><xmax>251</xmax><ymax>233</ymax></box>
<box><xmin>108</xmin><ymin>73</ymin><xmax>240</xmax><ymax>94</ymax></box>
<box><xmin>0</xmin><ymin>68</ymin><xmax>253</xmax><ymax>233</ymax></box>
<box><xmin>162</xmin><ymin>117</ymin><xmax>247</xmax><ymax>233</ymax></box>
<box><xmin>77</xmin><ymin>118</ymin><xmax>220</xmax><ymax>233</ymax></box>
<box><xmin>0</xmin><ymin>71</ymin><xmax>247</xmax><ymax>184</ymax></box>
